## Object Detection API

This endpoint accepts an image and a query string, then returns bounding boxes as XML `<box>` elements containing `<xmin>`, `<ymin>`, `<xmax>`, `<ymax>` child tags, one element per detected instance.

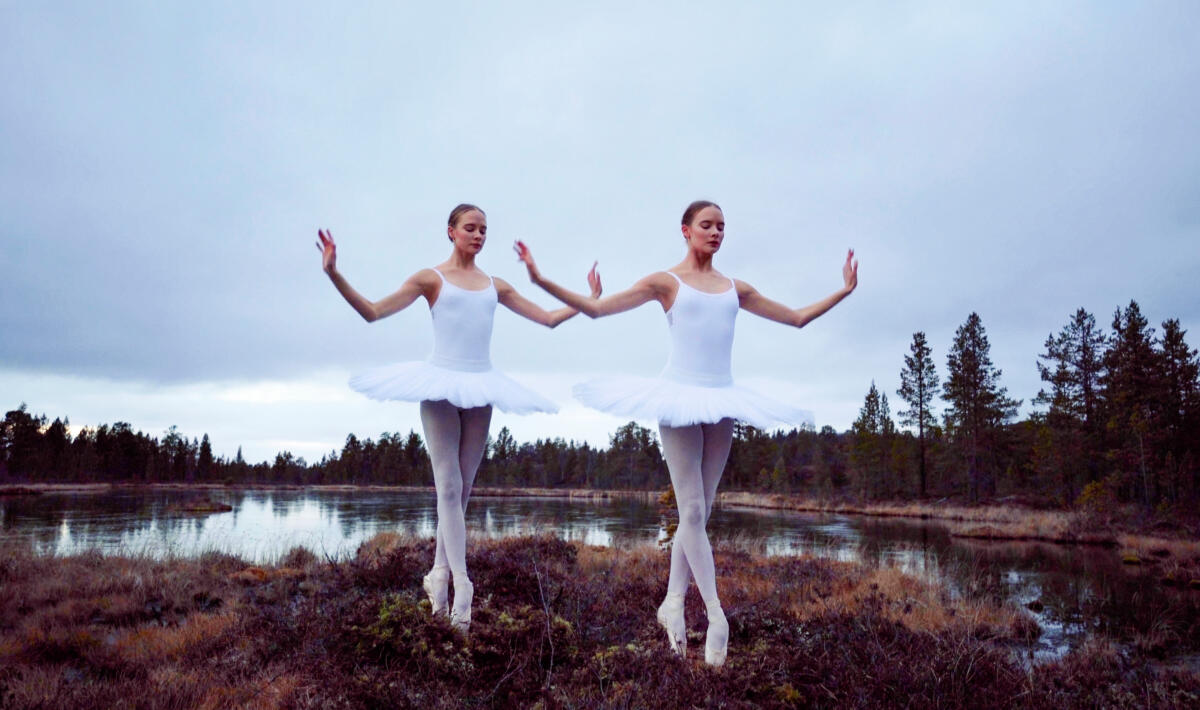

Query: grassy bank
<box><xmin>1</xmin><ymin>535</ymin><xmax>1198</xmax><ymax>708</ymax></box>
<box><xmin>716</xmin><ymin>491</ymin><xmax>1200</xmax><ymax>545</ymax></box>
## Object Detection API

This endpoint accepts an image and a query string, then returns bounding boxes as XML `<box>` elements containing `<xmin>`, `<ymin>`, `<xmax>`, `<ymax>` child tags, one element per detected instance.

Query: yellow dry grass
<box><xmin>110</xmin><ymin>611</ymin><xmax>237</xmax><ymax>666</ymax></box>
<box><xmin>1118</xmin><ymin>534</ymin><xmax>1200</xmax><ymax>559</ymax></box>
<box><xmin>229</xmin><ymin>566</ymin><xmax>306</xmax><ymax>584</ymax></box>
<box><xmin>576</xmin><ymin>542</ymin><xmax>664</xmax><ymax>575</ymax></box>
<box><xmin>716</xmin><ymin>492</ymin><xmax>1154</xmax><ymax>547</ymax></box>
<box><xmin>355</xmin><ymin>530</ymin><xmax>418</xmax><ymax>558</ymax></box>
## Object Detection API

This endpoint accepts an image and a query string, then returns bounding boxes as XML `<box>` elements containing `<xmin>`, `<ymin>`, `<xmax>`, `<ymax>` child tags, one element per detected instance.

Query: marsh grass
<box><xmin>1</xmin><ymin>535</ymin><xmax>1198</xmax><ymax>708</ymax></box>
<box><xmin>716</xmin><ymin>491</ymin><xmax>1200</xmax><ymax>555</ymax></box>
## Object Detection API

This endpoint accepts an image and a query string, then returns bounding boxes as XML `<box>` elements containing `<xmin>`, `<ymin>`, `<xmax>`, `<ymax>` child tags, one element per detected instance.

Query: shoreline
<box><xmin>5</xmin><ymin>482</ymin><xmax>1199</xmax><ymax>554</ymax></box>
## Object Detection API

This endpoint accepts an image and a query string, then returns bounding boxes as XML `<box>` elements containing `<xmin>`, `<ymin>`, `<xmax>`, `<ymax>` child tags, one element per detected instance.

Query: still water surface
<box><xmin>3</xmin><ymin>488</ymin><xmax>1195</xmax><ymax>661</ymax></box>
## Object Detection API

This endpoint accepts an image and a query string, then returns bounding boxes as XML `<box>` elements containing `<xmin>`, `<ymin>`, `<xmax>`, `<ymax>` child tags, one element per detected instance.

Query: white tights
<box><xmin>419</xmin><ymin>399</ymin><xmax>492</xmax><ymax>585</ymax></box>
<box><xmin>659</xmin><ymin>418</ymin><xmax>734</xmax><ymax>603</ymax></box>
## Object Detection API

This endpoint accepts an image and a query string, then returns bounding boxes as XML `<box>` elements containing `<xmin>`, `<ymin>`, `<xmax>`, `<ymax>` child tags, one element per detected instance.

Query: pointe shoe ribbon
<box><xmin>657</xmin><ymin>592</ymin><xmax>687</xmax><ymax>656</ymax></box>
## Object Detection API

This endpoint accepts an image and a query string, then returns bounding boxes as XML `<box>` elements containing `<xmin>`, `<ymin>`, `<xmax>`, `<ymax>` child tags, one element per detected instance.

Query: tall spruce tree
<box><xmin>943</xmin><ymin>313</ymin><xmax>1020</xmax><ymax>501</ymax></box>
<box><xmin>1157</xmin><ymin>318</ymin><xmax>1199</xmax><ymax>501</ymax></box>
<box><xmin>1102</xmin><ymin>301</ymin><xmax>1163</xmax><ymax>502</ymax></box>
<box><xmin>852</xmin><ymin>382</ymin><xmax>895</xmax><ymax>498</ymax></box>
<box><xmin>898</xmin><ymin>331</ymin><xmax>939</xmax><ymax>497</ymax></box>
<box><xmin>198</xmin><ymin>434</ymin><xmax>214</xmax><ymax>481</ymax></box>
<box><xmin>1034</xmin><ymin>308</ymin><xmax>1107</xmax><ymax>499</ymax></box>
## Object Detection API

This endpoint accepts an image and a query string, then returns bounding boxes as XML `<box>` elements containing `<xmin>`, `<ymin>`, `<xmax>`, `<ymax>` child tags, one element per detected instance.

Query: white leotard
<box><xmin>348</xmin><ymin>268</ymin><xmax>557</xmax><ymax>414</ymax></box>
<box><xmin>573</xmin><ymin>271</ymin><xmax>812</xmax><ymax>428</ymax></box>
<box><xmin>661</xmin><ymin>272</ymin><xmax>738</xmax><ymax>387</ymax></box>
<box><xmin>428</xmin><ymin>268</ymin><xmax>496</xmax><ymax>372</ymax></box>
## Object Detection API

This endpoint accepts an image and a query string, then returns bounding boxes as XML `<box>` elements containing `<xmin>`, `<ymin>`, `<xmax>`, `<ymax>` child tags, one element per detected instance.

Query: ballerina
<box><xmin>317</xmin><ymin>203</ymin><xmax>597</xmax><ymax>631</ymax></box>
<box><xmin>516</xmin><ymin>200</ymin><xmax>857</xmax><ymax>665</ymax></box>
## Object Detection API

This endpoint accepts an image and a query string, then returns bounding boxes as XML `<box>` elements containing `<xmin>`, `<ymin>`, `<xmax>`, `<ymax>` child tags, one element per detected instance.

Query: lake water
<box><xmin>3</xmin><ymin>487</ymin><xmax>1197</xmax><ymax>663</ymax></box>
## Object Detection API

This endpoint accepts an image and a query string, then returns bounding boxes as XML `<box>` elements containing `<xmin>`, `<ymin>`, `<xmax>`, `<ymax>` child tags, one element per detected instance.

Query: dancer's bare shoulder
<box><xmin>668</xmin><ymin>267</ymin><xmax>734</xmax><ymax>295</ymax></box>
<box><xmin>430</xmin><ymin>263</ymin><xmax>491</xmax><ymax>291</ymax></box>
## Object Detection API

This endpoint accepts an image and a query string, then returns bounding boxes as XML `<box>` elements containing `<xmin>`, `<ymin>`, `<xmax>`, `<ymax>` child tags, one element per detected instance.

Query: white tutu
<box><xmin>350</xmin><ymin>360</ymin><xmax>558</xmax><ymax>414</ymax></box>
<box><xmin>573</xmin><ymin>374</ymin><xmax>813</xmax><ymax>430</ymax></box>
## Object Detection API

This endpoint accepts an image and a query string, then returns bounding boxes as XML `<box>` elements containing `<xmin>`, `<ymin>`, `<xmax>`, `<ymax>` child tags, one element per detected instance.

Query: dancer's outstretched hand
<box><xmin>587</xmin><ymin>261</ymin><xmax>602</xmax><ymax>298</ymax></box>
<box><xmin>317</xmin><ymin>229</ymin><xmax>337</xmax><ymax>275</ymax></box>
<box><xmin>842</xmin><ymin>248</ymin><xmax>858</xmax><ymax>293</ymax></box>
<box><xmin>514</xmin><ymin>240</ymin><xmax>541</xmax><ymax>282</ymax></box>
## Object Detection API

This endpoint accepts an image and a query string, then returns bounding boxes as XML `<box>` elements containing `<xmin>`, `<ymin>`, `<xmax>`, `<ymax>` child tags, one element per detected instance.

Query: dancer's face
<box><xmin>682</xmin><ymin>206</ymin><xmax>725</xmax><ymax>255</ymax></box>
<box><xmin>448</xmin><ymin>210</ymin><xmax>487</xmax><ymax>253</ymax></box>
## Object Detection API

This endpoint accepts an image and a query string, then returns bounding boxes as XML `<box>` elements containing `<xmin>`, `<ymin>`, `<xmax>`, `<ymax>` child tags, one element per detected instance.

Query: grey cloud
<box><xmin>3</xmin><ymin>2</ymin><xmax>1198</xmax><ymax>430</ymax></box>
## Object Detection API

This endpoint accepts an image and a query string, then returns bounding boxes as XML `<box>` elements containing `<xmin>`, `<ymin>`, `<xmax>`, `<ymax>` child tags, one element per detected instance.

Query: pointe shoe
<box><xmin>422</xmin><ymin>565</ymin><xmax>450</xmax><ymax>616</ymax></box>
<box><xmin>704</xmin><ymin>599</ymin><xmax>728</xmax><ymax>668</ymax></box>
<box><xmin>450</xmin><ymin>578</ymin><xmax>474</xmax><ymax>633</ymax></box>
<box><xmin>656</xmin><ymin>592</ymin><xmax>687</xmax><ymax>656</ymax></box>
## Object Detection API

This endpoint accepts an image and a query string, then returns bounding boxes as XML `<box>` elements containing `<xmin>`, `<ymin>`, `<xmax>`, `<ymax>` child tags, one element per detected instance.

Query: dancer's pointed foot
<box><xmin>422</xmin><ymin>565</ymin><xmax>450</xmax><ymax>616</ymax></box>
<box><xmin>704</xmin><ymin>599</ymin><xmax>728</xmax><ymax>667</ymax></box>
<box><xmin>450</xmin><ymin>577</ymin><xmax>474</xmax><ymax>633</ymax></box>
<box><xmin>657</xmin><ymin>592</ymin><xmax>687</xmax><ymax>656</ymax></box>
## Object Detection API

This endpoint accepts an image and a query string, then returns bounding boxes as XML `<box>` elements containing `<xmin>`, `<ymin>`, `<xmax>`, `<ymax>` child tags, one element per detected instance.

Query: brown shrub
<box><xmin>3</xmin><ymin>534</ymin><xmax>1199</xmax><ymax>709</ymax></box>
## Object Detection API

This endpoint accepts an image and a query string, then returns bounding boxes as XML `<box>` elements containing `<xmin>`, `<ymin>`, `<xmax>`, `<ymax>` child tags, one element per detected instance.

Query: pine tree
<box><xmin>44</xmin><ymin>417</ymin><xmax>69</xmax><ymax>478</ymax></box>
<box><xmin>607</xmin><ymin>422</ymin><xmax>662</xmax><ymax>488</ymax></box>
<box><xmin>1034</xmin><ymin>308</ymin><xmax>1107</xmax><ymax>500</ymax></box>
<box><xmin>1102</xmin><ymin>301</ymin><xmax>1164</xmax><ymax>503</ymax></box>
<box><xmin>198</xmin><ymin>434</ymin><xmax>214</xmax><ymax>481</ymax></box>
<box><xmin>943</xmin><ymin>313</ymin><xmax>1020</xmax><ymax>501</ymax></box>
<box><xmin>1157</xmin><ymin>318</ymin><xmax>1199</xmax><ymax>501</ymax></box>
<box><xmin>898</xmin><ymin>331</ymin><xmax>939</xmax><ymax>497</ymax></box>
<box><xmin>852</xmin><ymin>382</ymin><xmax>894</xmax><ymax>498</ymax></box>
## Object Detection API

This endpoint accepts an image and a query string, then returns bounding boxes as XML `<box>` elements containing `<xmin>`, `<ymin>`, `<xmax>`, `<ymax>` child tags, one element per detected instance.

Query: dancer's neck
<box><xmin>679</xmin><ymin>248</ymin><xmax>716</xmax><ymax>273</ymax></box>
<box><xmin>445</xmin><ymin>248</ymin><xmax>478</xmax><ymax>271</ymax></box>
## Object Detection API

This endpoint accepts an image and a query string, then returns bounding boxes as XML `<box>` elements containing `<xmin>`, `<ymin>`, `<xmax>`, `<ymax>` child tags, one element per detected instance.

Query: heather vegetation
<box><xmin>2</xmin><ymin>534</ymin><xmax>1197</xmax><ymax>709</ymax></box>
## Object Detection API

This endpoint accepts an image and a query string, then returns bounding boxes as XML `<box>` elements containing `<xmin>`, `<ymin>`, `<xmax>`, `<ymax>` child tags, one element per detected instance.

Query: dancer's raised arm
<box><xmin>317</xmin><ymin>229</ymin><xmax>436</xmax><ymax>323</ymax></box>
<box><xmin>493</xmin><ymin>274</ymin><xmax>601</xmax><ymax>329</ymax></box>
<box><xmin>737</xmin><ymin>248</ymin><xmax>859</xmax><ymax>328</ymax></box>
<box><xmin>515</xmin><ymin>240</ymin><xmax>672</xmax><ymax>318</ymax></box>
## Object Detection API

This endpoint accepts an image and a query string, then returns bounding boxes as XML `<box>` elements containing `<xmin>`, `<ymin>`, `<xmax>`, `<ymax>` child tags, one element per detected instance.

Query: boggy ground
<box><xmin>1</xmin><ymin>535</ymin><xmax>1198</xmax><ymax>709</ymax></box>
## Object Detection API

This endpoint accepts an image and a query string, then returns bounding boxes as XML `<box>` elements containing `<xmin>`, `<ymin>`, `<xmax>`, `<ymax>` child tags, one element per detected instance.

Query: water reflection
<box><xmin>4</xmin><ymin>488</ymin><xmax>1197</xmax><ymax>661</ymax></box>
<box><xmin>2</xmin><ymin>490</ymin><xmax>666</xmax><ymax>562</ymax></box>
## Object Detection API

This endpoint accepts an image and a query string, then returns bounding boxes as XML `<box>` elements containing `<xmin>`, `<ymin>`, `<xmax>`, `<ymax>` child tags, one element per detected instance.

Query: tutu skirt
<box><xmin>350</xmin><ymin>361</ymin><xmax>557</xmax><ymax>414</ymax></box>
<box><xmin>573</xmin><ymin>374</ymin><xmax>813</xmax><ymax>429</ymax></box>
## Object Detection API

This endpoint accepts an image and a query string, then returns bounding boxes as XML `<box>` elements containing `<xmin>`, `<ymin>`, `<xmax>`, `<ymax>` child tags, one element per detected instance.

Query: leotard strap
<box><xmin>432</xmin><ymin>267</ymin><xmax>493</xmax><ymax>290</ymax></box>
<box><xmin>665</xmin><ymin>271</ymin><xmax>736</xmax><ymax>294</ymax></box>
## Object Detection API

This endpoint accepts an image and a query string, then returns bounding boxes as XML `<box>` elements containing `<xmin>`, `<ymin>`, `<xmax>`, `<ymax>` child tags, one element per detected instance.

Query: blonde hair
<box><xmin>682</xmin><ymin>200</ymin><xmax>720</xmax><ymax>226</ymax></box>
<box><xmin>448</xmin><ymin>203</ymin><xmax>485</xmax><ymax>227</ymax></box>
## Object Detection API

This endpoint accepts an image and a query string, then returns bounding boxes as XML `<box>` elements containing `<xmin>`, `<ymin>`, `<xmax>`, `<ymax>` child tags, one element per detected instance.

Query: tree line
<box><xmin>3</xmin><ymin>300</ymin><xmax>1196</xmax><ymax>508</ymax></box>
<box><xmin>851</xmin><ymin>301</ymin><xmax>1198</xmax><ymax>507</ymax></box>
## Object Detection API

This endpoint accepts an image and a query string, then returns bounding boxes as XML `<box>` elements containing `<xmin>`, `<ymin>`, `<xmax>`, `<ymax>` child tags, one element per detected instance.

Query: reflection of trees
<box><xmin>8</xmin><ymin>488</ymin><xmax>1198</xmax><ymax>652</ymax></box>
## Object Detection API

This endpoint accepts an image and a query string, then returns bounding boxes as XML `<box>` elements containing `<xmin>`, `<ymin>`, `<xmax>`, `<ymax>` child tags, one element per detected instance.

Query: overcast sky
<box><xmin>3</xmin><ymin>2</ymin><xmax>1198</xmax><ymax>463</ymax></box>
